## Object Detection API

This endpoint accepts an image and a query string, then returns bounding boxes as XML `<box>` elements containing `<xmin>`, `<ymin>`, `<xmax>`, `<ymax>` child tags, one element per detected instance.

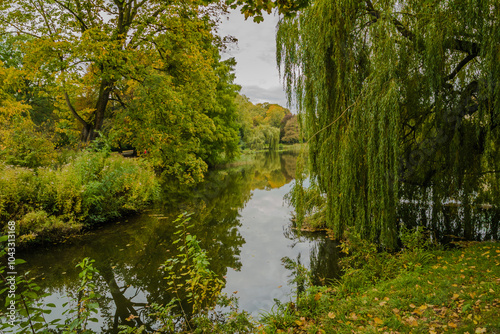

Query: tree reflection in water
<box><xmin>16</xmin><ymin>151</ymin><xmax>301</xmax><ymax>332</ymax></box>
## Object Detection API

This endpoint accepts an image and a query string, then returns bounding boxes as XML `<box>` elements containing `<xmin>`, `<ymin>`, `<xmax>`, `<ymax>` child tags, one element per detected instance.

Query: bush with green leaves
<box><xmin>0</xmin><ymin>149</ymin><xmax>159</xmax><ymax>245</ymax></box>
<box><xmin>119</xmin><ymin>213</ymin><xmax>256</xmax><ymax>333</ymax></box>
<box><xmin>335</xmin><ymin>227</ymin><xmax>436</xmax><ymax>295</ymax></box>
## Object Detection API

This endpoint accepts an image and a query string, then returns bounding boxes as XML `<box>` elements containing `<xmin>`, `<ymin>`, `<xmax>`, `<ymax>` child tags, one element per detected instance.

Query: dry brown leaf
<box><xmin>406</xmin><ymin>316</ymin><xmax>418</xmax><ymax>327</ymax></box>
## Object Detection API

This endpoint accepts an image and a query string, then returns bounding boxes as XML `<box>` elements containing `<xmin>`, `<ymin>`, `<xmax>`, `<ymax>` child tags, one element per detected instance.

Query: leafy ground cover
<box><xmin>260</xmin><ymin>241</ymin><xmax>500</xmax><ymax>334</ymax></box>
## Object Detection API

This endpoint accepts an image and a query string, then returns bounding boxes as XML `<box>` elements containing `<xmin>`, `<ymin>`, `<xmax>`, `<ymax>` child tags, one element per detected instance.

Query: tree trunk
<box><xmin>80</xmin><ymin>79</ymin><xmax>114</xmax><ymax>142</ymax></box>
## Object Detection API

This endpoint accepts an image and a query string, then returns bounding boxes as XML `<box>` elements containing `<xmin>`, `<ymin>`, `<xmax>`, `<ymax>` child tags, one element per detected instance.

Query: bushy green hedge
<box><xmin>0</xmin><ymin>151</ymin><xmax>159</xmax><ymax>245</ymax></box>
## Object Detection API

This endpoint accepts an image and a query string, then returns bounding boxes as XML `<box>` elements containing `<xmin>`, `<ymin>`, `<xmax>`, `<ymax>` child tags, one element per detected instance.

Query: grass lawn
<box><xmin>260</xmin><ymin>241</ymin><xmax>500</xmax><ymax>334</ymax></box>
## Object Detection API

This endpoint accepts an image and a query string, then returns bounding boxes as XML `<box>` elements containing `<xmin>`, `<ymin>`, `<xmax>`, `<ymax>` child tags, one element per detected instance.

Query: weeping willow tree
<box><xmin>277</xmin><ymin>0</ymin><xmax>500</xmax><ymax>248</ymax></box>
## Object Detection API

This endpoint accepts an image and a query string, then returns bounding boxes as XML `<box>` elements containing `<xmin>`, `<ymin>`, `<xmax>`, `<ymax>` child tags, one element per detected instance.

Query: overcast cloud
<box><xmin>218</xmin><ymin>10</ymin><xmax>289</xmax><ymax>108</ymax></box>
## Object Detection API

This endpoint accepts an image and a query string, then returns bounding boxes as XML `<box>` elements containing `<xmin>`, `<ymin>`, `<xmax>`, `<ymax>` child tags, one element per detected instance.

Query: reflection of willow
<box><xmin>282</xmin><ymin>226</ymin><xmax>342</xmax><ymax>290</ymax></box>
<box><xmin>399</xmin><ymin>183</ymin><xmax>500</xmax><ymax>243</ymax></box>
<box><xmin>308</xmin><ymin>237</ymin><xmax>342</xmax><ymax>286</ymax></box>
<box><xmin>97</xmin><ymin>264</ymin><xmax>152</xmax><ymax>332</ymax></box>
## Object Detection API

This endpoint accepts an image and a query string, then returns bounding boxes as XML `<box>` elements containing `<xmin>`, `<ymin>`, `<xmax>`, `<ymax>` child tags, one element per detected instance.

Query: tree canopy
<box><xmin>0</xmin><ymin>0</ymin><xmax>241</xmax><ymax>183</ymax></box>
<box><xmin>234</xmin><ymin>94</ymin><xmax>290</xmax><ymax>150</ymax></box>
<box><xmin>278</xmin><ymin>0</ymin><xmax>500</xmax><ymax>248</ymax></box>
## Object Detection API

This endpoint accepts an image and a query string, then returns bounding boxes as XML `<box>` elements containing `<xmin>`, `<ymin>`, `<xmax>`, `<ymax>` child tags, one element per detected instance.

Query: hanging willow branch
<box><xmin>278</xmin><ymin>0</ymin><xmax>500</xmax><ymax>248</ymax></box>
<box><xmin>306</xmin><ymin>85</ymin><xmax>367</xmax><ymax>144</ymax></box>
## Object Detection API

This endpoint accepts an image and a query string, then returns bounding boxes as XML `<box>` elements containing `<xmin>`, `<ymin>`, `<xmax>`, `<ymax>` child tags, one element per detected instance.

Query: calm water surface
<box><xmin>15</xmin><ymin>152</ymin><xmax>341</xmax><ymax>332</ymax></box>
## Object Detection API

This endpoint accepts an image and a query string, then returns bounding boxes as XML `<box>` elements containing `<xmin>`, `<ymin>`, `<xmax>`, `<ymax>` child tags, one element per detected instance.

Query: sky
<box><xmin>217</xmin><ymin>9</ymin><xmax>289</xmax><ymax>108</ymax></box>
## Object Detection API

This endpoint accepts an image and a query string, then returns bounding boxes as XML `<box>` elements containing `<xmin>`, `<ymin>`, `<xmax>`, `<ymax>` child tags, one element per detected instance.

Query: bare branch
<box><xmin>53</xmin><ymin>0</ymin><xmax>88</xmax><ymax>32</ymax></box>
<box><xmin>64</xmin><ymin>91</ymin><xmax>88</xmax><ymax>128</ymax></box>
<box><xmin>444</xmin><ymin>53</ymin><xmax>478</xmax><ymax>82</ymax></box>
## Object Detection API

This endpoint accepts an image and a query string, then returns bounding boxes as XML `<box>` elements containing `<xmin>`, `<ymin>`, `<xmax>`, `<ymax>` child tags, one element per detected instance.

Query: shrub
<box><xmin>18</xmin><ymin>210</ymin><xmax>82</xmax><ymax>241</ymax></box>
<box><xmin>0</xmin><ymin>151</ymin><xmax>159</xmax><ymax>245</ymax></box>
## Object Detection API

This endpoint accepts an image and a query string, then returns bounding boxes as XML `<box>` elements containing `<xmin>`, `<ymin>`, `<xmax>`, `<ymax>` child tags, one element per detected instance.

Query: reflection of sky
<box><xmin>222</xmin><ymin>182</ymin><xmax>314</xmax><ymax>316</ymax></box>
<box><xmin>12</xmin><ymin>155</ymin><xmax>318</xmax><ymax>330</ymax></box>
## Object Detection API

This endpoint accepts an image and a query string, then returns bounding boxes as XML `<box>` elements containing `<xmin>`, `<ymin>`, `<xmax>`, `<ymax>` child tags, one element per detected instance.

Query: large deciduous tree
<box><xmin>0</xmin><ymin>0</ymin><xmax>242</xmax><ymax>182</ymax></box>
<box><xmin>277</xmin><ymin>0</ymin><xmax>500</xmax><ymax>247</ymax></box>
<box><xmin>0</xmin><ymin>0</ymin><xmax>230</xmax><ymax>142</ymax></box>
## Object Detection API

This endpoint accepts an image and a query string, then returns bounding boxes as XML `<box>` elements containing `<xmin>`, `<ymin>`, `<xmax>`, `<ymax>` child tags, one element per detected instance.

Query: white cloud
<box><xmin>218</xmin><ymin>10</ymin><xmax>288</xmax><ymax>107</ymax></box>
<box><xmin>240</xmin><ymin>85</ymin><xmax>287</xmax><ymax>107</ymax></box>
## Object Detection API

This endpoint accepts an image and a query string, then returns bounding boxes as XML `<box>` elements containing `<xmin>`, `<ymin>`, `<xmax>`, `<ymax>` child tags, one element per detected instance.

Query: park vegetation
<box><xmin>0</xmin><ymin>0</ymin><xmax>299</xmax><ymax>244</ymax></box>
<box><xmin>1</xmin><ymin>0</ymin><xmax>499</xmax><ymax>332</ymax></box>
<box><xmin>235</xmin><ymin>94</ymin><xmax>301</xmax><ymax>150</ymax></box>
<box><xmin>276</xmin><ymin>0</ymin><xmax>500</xmax><ymax>248</ymax></box>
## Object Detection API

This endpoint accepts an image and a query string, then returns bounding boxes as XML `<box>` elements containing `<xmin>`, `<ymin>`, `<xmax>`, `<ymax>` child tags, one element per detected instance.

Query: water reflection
<box><xmin>399</xmin><ymin>183</ymin><xmax>500</xmax><ymax>243</ymax></box>
<box><xmin>12</xmin><ymin>151</ymin><xmax>337</xmax><ymax>332</ymax></box>
<box><xmin>283</xmin><ymin>228</ymin><xmax>342</xmax><ymax>289</ymax></box>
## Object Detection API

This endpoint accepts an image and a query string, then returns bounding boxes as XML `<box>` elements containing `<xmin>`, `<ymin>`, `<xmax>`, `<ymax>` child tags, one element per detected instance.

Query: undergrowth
<box><xmin>0</xmin><ymin>144</ymin><xmax>159</xmax><ymax>246</ymax></box>
<box><xmin>259</xmin><ymin>227</ymin><xmax>500</xmax><ymax>333</ymax></box>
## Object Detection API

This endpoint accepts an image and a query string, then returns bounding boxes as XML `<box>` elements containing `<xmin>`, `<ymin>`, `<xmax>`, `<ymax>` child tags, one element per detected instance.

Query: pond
<box><xmin>13</xmin><ymin>151</ymin><xmax>341</xmax><ymax>333</ymax></box>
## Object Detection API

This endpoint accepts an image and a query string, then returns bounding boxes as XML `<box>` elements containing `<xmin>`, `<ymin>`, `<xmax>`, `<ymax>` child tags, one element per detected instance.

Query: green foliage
<box><xmin>63</xmin><ymin>258</ymin><xmax>101</xmax><ymax>333</ymax></box>
<box><xmin>279</xmin><ymin>0</ymin><xmax>500</xmax><ymax>248</ymax></box>
<box><xmin>263</xmin><ymin>104</ymin><xmax>289</xmax><ymax>128</ymax></box>
<box><xmin>162</xmin><ymin>213</ymin><xmax>224</xmax><ymax>317</ymax></box>
<box><xmin>0</xmin><ymin>241</ymin><xmax>101</xmax><ymax>333</ymax></box>
<box><xmin>259</xmin><ymin>299</ymin><xmax>300</xmax><ymax>333</ymax></box>
<box><xmin>235</xmin><ymin>94</ymin><xmax>290</xmax><ymax>151</ymax></box>
<box><xmin>399</xmin><ymin>225</ymin><xmax>436</xmax><ymax>269</ymax></box>
<box><xmin>282</xmin><ymin>255</ymin><xmax>312</xmax><ymax>297</ymax></box>
<box><xmin>285</xmin><ymin>152</ymin><xmax>328</xmax><ymax>231</ymax></box>
<box><xmin>0</xmin><ymin>0</ymin><xmax>241</xmax><ymax>184</ymax></box>
<box><xmin>400</xmin><ymin>225</ymin><xmax>432</xmax><ymax>252</ymax></box>
<box><xmin>336</xmin><ymin>227</ymin><xmax>436</xmax><ymax>296</ymax></box>
<box><xmin>112</xmin><ymin>60</ymin><xmax>240</xmax><ymax>184</ymax></box>
<box><xmin>242</xmin><ymin>125</ymin><xmax>280</xmax><ymax>151</ymax></box>
<box><xmin>118</xmin><ymin>213</ymin><xmax>256</xmax><ymax>333</ymax></box>
<box><xmin>337</xmin><ymin>230</ymin><xmax>399</xmax><ymax>294</ymax></box>
<box><xmin>0</xmin><ymin>34</ymin><xmax>28</xmax><ymax>68</ymax></box>
<box><xmin>1</xmin><ymin>125</ymin><xmax>56</xmax><ymax>168</ymax></box>
<box><xmin>0</xmin><ymin>150</ymin><xmax>159</xmax><ymax>245</ymax></box>
<box><xmin>107</xmin><ymin>16</ymin><xmax>240</xmax><ymax>183</ymax></box>
<box><xmin>0</xmin><ymin>0</ymin><xmax>227</xmax><ymax>143</ymax></box>
<box><xmin>261</xmin><ymin>241</ymin><xmax>500</xmax><ymax>333</ymax></box>
<box><xmin>0</xmin><ymin>246</ymin><xmax>54</xmax><ymax>333</ymax></box>
<box><xmin>18</xmin><ymin>210</ymin><xmax>78</xmax><ymax>243</ymax></box>
<box><xmin>226</xmin><ymin>0</ymin><xmax>310</xmax><ymax>22</ymax></box>
<box><xmin>0</xmin><ymin>64</ymin><xmax>56</xmax><ymax>168</ymax></box>
<box><xmin>281</xmin><ymin>115</ymin><xmax>301</xmax><ymax>144</ymax></box>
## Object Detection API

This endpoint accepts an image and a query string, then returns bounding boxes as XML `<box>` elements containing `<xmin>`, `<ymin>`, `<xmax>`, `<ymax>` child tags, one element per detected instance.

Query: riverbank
<box><xmin>260</xmin><ymin>240</ymin><xmax>500</xmax><ymax>333</ymax></box>
<box><xmin>0</xmin><ymin>150</ymin><xmax>159</xmax><ymax>248</ymax></box>
<box><xmin>213</xmin><ymin>144</ymin><xmax>304</xmax><ymax>169</ymax></box>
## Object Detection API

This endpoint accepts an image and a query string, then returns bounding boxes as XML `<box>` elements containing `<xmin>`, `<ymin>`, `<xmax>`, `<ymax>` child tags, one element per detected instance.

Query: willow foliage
<box><xmin>278</xmin><ymin>0</ymin><xmax>500</xmax><ymax>248</ymax></box>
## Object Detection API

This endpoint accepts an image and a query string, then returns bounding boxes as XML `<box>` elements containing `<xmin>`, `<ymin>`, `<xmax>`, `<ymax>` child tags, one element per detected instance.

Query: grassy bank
<box><xmin>0</xmin><ymin>150</ymin><xmax>159</xmax><ymax>247</ymax></box>
<box><xmin>260</xmin><ymin>240</ymin><xmax>500</xmax><ymax>333</ymax></box>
